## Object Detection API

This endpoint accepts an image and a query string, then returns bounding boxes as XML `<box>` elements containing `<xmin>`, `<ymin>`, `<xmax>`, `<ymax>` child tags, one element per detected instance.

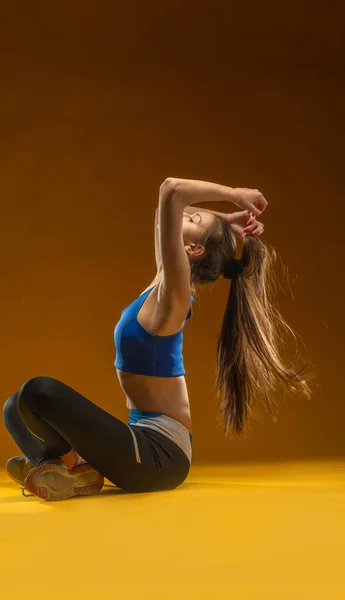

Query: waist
<box><xmin>128</xmin><ymin>410</ymin><xmax>193</xmax><ymax>463</ymax></box>
<box><xmin>117</xmin><ymin>369</ymin><xmax>192</xmax><ymax>430</ymax></box>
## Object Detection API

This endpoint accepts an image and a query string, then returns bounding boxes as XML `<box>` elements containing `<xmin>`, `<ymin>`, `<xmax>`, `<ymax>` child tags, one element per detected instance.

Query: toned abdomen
<box><xmin>116</xmin><ymin>369</ymin><xmax>192</xmax><ymax>432</ymax></box>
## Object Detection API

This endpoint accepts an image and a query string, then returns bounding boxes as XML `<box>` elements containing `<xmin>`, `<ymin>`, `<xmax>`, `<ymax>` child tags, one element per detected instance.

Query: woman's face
<box><xmin>182</xmin><ymin>211</ymin><xmax>216</xmax><ymax>240</ymax></box>
<box><xmin>182</xmin><ymin>211</ymin><xmax>217</xmax><ymax>259</ymax></box>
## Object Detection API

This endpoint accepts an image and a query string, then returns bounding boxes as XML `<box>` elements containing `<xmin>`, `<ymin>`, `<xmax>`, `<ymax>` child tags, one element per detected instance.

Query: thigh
<box><xmin>18</xmin><ymin>377</ymin><xmax>158</xmax><ymax>489</ymax></box>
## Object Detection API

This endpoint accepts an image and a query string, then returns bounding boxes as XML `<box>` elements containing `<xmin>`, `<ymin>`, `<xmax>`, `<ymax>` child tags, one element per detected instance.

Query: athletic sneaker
<box><xmin>23</xmin><ymin>462</ymin><xmax>104</xmax><ymax>501</ymax></box>
<box><xmin>6</xmin><ymin>456</ymin><xmax>34</xmax><ymax>486</ymax></box>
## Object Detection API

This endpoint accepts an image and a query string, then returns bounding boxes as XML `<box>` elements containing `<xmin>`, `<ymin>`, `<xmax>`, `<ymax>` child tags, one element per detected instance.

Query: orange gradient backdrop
<box><xmin>1</xmin><ymin>1</ymin><xmax>344</xmax><ymax>463</ymax></box>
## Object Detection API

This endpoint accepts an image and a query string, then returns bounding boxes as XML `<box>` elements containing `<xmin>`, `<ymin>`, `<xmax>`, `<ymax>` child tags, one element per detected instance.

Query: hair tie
<box><xmin>223</xmin><ymin>259</ymin><xmax>244</xmax><ymax>280</ymax></box>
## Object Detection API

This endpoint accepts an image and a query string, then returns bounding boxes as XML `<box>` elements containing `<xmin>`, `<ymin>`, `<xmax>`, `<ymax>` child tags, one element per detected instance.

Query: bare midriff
<box><xmin>116</xmin><ymin>369</ymin><xmax>192</xmax><ymax>433</ymax></box>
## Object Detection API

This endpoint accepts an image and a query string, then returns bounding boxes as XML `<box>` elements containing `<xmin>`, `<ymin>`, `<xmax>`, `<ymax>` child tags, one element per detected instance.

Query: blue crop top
<box><xmin>114</xmin><ymin>286</ymin><xmax>194</xmax><ymax>377</ymax></box>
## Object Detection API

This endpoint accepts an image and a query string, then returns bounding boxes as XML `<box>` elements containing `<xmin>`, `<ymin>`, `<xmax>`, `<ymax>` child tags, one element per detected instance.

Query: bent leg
<box><xmin>16</xmin><ymin>376</ymin><xmax>158</xmax><ymax>491</ymax></box>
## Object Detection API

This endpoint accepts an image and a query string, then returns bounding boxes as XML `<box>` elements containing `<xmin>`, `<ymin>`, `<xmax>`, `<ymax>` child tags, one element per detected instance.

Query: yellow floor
<box><xmin>0</xmin><ymin>460</ymin><xmax>344</xmax><ymax>599</ymax></box>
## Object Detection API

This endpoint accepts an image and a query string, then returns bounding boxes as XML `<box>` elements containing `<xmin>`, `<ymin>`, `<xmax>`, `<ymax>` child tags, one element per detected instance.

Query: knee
<box><xmin>3</xmin><ymin>393</ymin><xmax>19</xmax><ymax>427</ymax></box>
<box><xmin>17</xmin><ymin>376</ymin><xmax>54</xmax><ymax>411</ymax></box>
<box><xmin>20</xmin><ymin>376</ymin><xmax>52</xmax><ymax>396</ymax></box>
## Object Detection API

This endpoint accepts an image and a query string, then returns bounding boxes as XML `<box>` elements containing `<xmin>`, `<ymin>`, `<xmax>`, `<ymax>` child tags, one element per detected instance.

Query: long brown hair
<box><xmin>190</xmin><ymin>216</ymin><xmax>312</xmax><ymax>436</ymax></box>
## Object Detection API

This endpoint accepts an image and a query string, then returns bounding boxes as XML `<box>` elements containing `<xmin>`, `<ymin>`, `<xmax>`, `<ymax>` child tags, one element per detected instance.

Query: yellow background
<box><xmin>1</xmin><ymin>1</ymin><xmax>344</xmax><ymax>464</ymax></box>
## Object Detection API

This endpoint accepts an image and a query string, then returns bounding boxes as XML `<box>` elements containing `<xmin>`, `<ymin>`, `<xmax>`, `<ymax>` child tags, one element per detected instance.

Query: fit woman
<box><xmin>3</xmin><ymin>177</ymin><xmax>310</xmax><ymax>500</ymax></box>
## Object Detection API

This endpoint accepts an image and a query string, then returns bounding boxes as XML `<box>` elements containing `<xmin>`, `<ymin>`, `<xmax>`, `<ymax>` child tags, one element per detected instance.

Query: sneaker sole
<box><xmin>24</xmin><ymin>463</ymin><xmax>104</xmax><ymax>501</ymax></box>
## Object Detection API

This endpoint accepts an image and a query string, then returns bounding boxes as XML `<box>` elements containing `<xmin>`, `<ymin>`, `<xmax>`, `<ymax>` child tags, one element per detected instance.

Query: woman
<box><xmin>3</xmin><ymin>177</ymin><xmax>310</xmax><ymax>501</ymax></box>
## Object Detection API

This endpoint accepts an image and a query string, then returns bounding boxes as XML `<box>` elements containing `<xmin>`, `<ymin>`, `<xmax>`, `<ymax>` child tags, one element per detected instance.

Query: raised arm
<box><xmin>160</xmin><ymin>177</ymin><xmax>267</xmax><ymax>216</ymax></box>
<box><xmin>156</xmin><ymin>177</ymin><xmax>267</xmax><ymax>311</ymax></box>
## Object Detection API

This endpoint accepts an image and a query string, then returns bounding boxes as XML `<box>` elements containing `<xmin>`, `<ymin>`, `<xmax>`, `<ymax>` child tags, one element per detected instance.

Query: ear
<box><xmin>185</xmin><ymin>243</ymin><xmax>205</xmax><ymax>258</ymax></box>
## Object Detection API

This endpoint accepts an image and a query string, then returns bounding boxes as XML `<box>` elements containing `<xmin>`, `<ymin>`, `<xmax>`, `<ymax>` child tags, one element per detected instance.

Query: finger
<box><xmin>252</xmin><ymin>204</ymin><xmax>262</xmax><ymax>218</ymax></box>
<box><xmin>252</xmin><ymin>224</ymin><xmax>264</xmax><ymax>237</ymax></box>
<box><xmin>256</xmin><ymin>195</ymin><xmax>268</xmax><ymax>216</ymax></box>
<box><xmin>246</xmin><ymin>213</ymin><xmax>256</xmax><ymax>225</ymax></box>
<box><xmin>257</xmin><ymin>223</ymin><xmax>264</xmax><ymax>234</ymax></box>
<box><xmin>243</xmin><ymin>220</ymin><xmax>258</xmax><ymax>234</ymax></box>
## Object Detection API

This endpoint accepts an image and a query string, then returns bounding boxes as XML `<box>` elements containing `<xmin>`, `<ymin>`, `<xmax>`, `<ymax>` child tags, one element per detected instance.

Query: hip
<box><xmin>124</xmin><ymin>422</ymin><xmax>191</xmax><ymax>492</ymax></box>
<box><xmin>128</xmin><ymin>411</ymin><xmax>193</xmax><ymax>463</ymax></box>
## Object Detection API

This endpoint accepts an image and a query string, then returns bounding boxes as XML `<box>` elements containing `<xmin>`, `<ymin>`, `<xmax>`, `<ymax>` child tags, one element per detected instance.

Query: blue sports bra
<box><xmin>114</xmin><ymin>286</ymin><xmax>194</xmax><ymax>377</ymax></box>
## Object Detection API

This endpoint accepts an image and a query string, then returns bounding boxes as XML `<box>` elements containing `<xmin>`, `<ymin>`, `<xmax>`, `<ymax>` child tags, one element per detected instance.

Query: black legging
<box><xmin>3</xmin><ymin>376</ymin><xmax>190</xmax><ymax>493</ymax></box>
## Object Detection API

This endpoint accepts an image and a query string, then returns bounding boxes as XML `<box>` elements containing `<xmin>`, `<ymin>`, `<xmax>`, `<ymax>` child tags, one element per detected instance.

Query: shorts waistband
<box><xmin>128</xmin><ymin>411</ymin><xmax>192</xmax><ymax>462</ymax></box>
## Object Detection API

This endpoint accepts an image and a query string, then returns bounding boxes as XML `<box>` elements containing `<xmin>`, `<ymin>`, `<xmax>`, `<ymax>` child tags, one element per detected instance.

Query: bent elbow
<box><xmin>159</xmin><ymin>177</ymin><xmax>179</xmax><ymax>202</ymax></box>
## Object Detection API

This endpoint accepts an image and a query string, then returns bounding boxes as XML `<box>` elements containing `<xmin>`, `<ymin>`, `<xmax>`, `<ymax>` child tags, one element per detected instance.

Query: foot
<box><xmin>23</xmin><ymin>462</ymin><xmax>104</xmax><ymax>501</ymax></box>
<box><xmin>60</xmin><ymin>449</ymin><xmax>86</xmax><ymax>470</ymax></box>
<box><xmin>6</xmin><ymin>456</ymin><xmax>34</xmax><ymax>486</ymax></box>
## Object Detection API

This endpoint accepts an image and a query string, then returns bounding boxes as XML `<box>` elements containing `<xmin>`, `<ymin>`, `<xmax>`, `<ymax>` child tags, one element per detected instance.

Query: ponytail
<box><xmin>216</xmin><ymin>234</ymin><xmax>311</xmax><ymax>435</ymax></box>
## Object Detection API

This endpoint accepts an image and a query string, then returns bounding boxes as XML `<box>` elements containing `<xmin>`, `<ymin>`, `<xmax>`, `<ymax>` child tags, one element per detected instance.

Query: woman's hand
<box><xmin>232</xmin><ymin>188</ymin><xmax>268</xmax><ymax>217</ymax></box>
<box><xmin>224</xmin><ymin>210</ymin><xmax>264</xmax><ymax>238</ymax></box>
